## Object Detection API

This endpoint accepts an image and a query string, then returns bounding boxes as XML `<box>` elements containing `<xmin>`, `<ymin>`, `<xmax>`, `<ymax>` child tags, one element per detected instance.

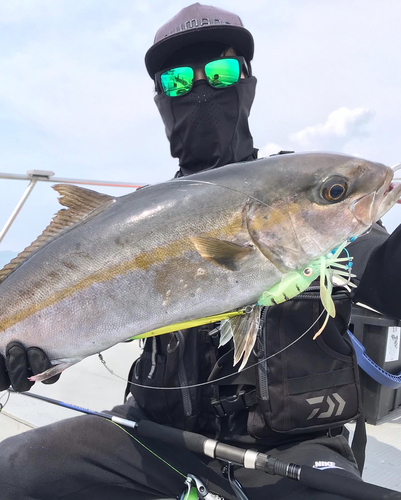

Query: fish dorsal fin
<box><xmin>54</xmin><ymin>184</ymin><xmax>114</xmax><ymax>212</ymax></box>
<box><xmin>0</xmin><ymin>184</ymin><xmax>114</xmax><ymax>283</ymax></box>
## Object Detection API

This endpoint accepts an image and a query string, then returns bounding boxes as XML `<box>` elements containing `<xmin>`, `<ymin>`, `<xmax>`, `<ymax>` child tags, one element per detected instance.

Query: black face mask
<box><xmin>154</xmin><ymin>76</ymin><xmax>257</xmax><ymax>176</ymax></box>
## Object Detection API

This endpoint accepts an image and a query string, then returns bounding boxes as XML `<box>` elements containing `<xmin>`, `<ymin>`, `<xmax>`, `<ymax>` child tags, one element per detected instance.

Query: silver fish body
<box><xmin>0</xmin><ymin>152</ymin><xmax>399</xmax><ymax>379</ymax></box>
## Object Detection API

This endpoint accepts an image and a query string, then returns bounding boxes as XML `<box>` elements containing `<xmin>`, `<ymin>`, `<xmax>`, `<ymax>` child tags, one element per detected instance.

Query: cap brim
<box><xmin>145</xmin><ymin>24</ymin><xmax>254</xmax><ymax>78</ymax></box>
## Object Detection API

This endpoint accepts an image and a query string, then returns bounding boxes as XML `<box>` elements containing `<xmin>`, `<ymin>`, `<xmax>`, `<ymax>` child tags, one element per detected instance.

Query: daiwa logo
<box><xmin>306</xmin><ymin>393</ymin><xmax>346</xmax><ymax>420</ymax></box>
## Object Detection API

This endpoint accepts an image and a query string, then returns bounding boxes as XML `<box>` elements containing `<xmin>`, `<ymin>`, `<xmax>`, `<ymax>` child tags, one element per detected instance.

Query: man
<box><xmin>0</xmin><ymin>4</ymin><xmax>400</xmax><ymax>499</ymax></box>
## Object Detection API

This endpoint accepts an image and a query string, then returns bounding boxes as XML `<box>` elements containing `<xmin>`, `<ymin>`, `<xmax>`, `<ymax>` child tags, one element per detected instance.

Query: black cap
<box><xmin>145</xmin><ymin>3</ymin><xmax>254</xmax><ymax>78</ymax></box>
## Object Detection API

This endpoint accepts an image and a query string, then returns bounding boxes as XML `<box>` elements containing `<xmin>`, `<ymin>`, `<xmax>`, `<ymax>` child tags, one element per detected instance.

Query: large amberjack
<box><xmin>0</xmin><ymin>152</ymin><xmax>399</xmax><ymax>381</ymax></box>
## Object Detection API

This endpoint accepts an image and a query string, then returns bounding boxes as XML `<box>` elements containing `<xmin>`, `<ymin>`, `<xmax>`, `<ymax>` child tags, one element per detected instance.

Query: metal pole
<box><xmin>0</xmin><ymin>170</ymin><xmax>144</xmax><ymax>189</ymax></box>
<box><xmin>0</xmin><ymin>179</ymin><xmax>38</xmax><ymax>244</ymax></box>
<box><xmin>0</xmin><ymin>170</ymin><xmax>145</xmax><ymax>247</ymax></box>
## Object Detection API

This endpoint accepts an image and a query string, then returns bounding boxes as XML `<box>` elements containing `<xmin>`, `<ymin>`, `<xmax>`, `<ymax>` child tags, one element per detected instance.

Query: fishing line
<box><xmin>99</xmin><ymin>309</ymin><xmax>325</xmax><ymax>391</ymax></box>
<box><xmin>173</xmin><ymin>178</ymin><xmax>325</xmax><ymax>254</ymax></box>
<box><xmin>4</xmin><ymin>388</ymin><xmax>186</xmax><ymax>480</ymax></box>
<box><xmin>173</xmin><ymin>178</ymin><xmax>290</xmax><ymax>215</ymax></box>
<box><xmin>108</xmin><ymin>420</ymin><xmax>187</xmax><ymax>479</ymax></box>
<box><xmin>0</xmin><ymin>390</ymin><xmax>10</xmax><ymax>412</ymax></box>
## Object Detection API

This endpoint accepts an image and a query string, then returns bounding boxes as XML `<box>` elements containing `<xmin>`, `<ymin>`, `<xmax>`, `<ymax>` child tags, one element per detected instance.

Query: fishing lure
<box><xmin>217</xmin><ymin>239</ymin><xmax>356</xmax><ymax>369</ymax></box>
<box><xmin>257</xmin><ymin>239</ymin><xmax>356</xmax><ymax>338</ymax></box>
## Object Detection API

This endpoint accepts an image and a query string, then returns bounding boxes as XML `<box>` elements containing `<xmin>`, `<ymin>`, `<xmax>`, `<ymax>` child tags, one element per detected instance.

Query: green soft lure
<box><xmin>257</xmin><ymin>239</ymin><xmax>356</xmax><ymax>339</ymax></box>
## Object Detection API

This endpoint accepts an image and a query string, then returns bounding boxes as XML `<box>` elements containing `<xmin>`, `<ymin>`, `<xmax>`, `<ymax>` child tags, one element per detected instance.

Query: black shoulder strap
<box><xmin>351</xmin><ymin>412</ymin><xmax>367</xmax><ymax>473</ymax></box>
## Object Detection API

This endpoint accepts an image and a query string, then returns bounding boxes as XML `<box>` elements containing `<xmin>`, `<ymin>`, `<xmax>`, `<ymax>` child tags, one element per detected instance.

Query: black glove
<box><xmin>0</xmin><ymin>341</ymin><xmax>60</xmax><ymax>392</ymax></box>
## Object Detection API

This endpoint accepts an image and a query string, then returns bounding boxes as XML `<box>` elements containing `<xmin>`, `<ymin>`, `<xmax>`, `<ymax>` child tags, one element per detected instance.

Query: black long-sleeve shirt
<box><xmin>353</xmin><ymin>223</ymin><xmax>401</xmax><ymax>319</ymax></box>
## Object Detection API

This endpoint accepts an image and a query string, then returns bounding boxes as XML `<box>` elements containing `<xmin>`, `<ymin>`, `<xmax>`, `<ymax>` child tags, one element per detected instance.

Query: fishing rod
<box><xmin>6</xmin><ymin>388</ymin><xmax>137</xmax><ymax>429</ymax></box>
<box><xmin>7</xmin><ymin>389</ymin><xmax>401</xmax><ymax>500</ymax></box>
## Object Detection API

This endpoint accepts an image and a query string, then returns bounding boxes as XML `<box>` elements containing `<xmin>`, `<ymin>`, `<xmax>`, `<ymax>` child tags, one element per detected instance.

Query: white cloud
<box><xmin>289</xmin><ymin>107</ymin><xmax>375</xmax><ymax>151</ymax></box>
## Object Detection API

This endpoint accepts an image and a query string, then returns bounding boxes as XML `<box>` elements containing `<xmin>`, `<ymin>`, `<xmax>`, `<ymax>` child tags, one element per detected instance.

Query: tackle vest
<box><xmin>128</xmin><ymin>284</ymin><xmax>362</xmax><ymax>445</ymax></box>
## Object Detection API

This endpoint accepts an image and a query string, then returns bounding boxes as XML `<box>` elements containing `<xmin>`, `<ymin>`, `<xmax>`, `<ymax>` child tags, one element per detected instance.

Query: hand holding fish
<box><xmin>0</xmin><ymin>342</ymin><xmax>60</xmax><ymax>392</ymax></box>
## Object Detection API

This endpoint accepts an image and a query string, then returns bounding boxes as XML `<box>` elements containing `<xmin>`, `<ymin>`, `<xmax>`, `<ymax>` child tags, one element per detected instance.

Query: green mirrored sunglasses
<box><xmin>156</xmin><ymin>57</ymin><xmax>247</xmax><ymax>97</ymax></box>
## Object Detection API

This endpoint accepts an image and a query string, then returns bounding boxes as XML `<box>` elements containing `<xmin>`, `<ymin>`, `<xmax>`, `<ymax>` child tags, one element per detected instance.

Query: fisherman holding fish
<box><xmin>1</xmin><ymin>3</ymin><xmax>401</xmax><ymax>499</ymax></box>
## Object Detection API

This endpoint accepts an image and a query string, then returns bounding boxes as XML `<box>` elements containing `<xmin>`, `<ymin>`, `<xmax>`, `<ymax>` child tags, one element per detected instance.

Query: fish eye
<box><xmin>321</xmin><ymin>177</ymin><xmax>348</xmax><ymax>203</ymax></box>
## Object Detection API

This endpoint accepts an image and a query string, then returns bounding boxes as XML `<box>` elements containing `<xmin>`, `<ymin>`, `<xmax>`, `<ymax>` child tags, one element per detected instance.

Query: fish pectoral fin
<box><xmin>28</xmin><ymin>361</ymin><xmax>72</xmax><ymax>382</ymax></box>
<box><xmin>191</xmin><ymin>236</ymin><xmax>254</xmax><ymax>271</ymax></box>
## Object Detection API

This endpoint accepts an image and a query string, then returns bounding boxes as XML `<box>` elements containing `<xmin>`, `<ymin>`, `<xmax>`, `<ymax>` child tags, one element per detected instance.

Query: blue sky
<box><xmin>1</xmin><ymin>0</ymin><xmax>401</xmax><ymax>257</ymax></box>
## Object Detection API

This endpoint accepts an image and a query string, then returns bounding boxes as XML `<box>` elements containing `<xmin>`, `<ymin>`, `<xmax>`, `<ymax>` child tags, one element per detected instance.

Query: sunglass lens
<box><xmin>160</xmin><ymin>67</ymin><xmax>194</xmax><ymax>97</ymax></box>
<box><xmin>205</xmin><ymin>59</ymin><xmax>240</xmax><ymax>88</ymax></box>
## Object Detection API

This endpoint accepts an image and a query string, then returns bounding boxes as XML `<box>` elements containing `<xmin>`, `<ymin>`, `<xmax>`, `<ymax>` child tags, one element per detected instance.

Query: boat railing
<box><xmin>0</xmin><ymin>170</ymin><xmax>143</xmax><ymax>245</ymax></box>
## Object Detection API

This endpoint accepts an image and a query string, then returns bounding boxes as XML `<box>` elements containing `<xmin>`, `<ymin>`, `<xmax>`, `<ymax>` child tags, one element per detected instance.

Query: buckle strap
<box><xmin>212</xmin><ymin>390</ymin><xmax>257</xmax><ymax>417</ymax></box>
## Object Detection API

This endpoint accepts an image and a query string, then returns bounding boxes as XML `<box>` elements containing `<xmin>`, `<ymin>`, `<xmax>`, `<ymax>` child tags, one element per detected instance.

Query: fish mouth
<box><xmin>376</xmin><ymin>173</ymin><xmax>401</xmax><ymax>218</ymax></box>
<box><xmin>384</xmin><ymin>182</ymin><xmax>401</xmax><ymax>204</ymax></box>
<box><xmin>351</xmin><ymin>168</ymin><xmax>401</xmax><ymax>226</ymax></box>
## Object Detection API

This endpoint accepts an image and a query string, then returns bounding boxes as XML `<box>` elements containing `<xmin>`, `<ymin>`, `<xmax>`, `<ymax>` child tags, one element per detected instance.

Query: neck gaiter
<box><xmin>154</xmin><ymin>76</ymin><xmax>257</xmax><ymax>176</ymax></box>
